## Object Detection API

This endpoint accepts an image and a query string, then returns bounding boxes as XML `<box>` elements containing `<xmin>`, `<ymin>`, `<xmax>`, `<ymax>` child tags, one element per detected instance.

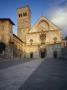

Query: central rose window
<box><xmin>40</xmin><ymin>34</ymin><xmax>46</xmax><ymax>44</ymax></box>
<box><xmin>40</xmin><ymin>34</ymin><xmax>46</xmax><ymax>40</ymax></box>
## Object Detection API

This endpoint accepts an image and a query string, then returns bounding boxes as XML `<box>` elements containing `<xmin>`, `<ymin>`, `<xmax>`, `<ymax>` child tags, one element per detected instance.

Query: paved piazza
<box><xmin>19</xmin><ymin>58</ymin><xmax>67</xmax><ymax>90</ymax></box>
<box><xmin>0</xmin><ymin>58</ymin><xmax>43</xmax><ymax>90</ymax></box>
<box><xmin>0</xmin><ymin>58</ymin><xmax>67</xmax><ymax>90</ymax></box>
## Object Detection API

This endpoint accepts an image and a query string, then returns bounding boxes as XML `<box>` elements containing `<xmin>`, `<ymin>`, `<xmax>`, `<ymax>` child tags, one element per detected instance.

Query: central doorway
<box><xmin>40</xmin><ymin>48</ymin><xmax>46</xmax><ymax>58</ymax></box>
<box><xmin>30</xmin><ymin>52</ymin><xmax>33</xmax><ymax>58</ymax></box>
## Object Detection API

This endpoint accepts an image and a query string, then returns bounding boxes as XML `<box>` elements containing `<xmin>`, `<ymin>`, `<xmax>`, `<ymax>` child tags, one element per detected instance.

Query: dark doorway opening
<box><xmin>0</xmin><ymin>42</ymin><xmax>6</xmax><ymax>54</ymax></box>
<box><xmin>40</xmin><ymin>49</ymin><xmax>46</xmax><ymax>58</ymax></box>
<box><xmin>53</xmin><ymin>51</ymin><xmax>57</xmax><ymax>58</ymax></box>
<box><xmin>30</xmin><ymin>52</ymin><xmax>33</xmax><ymax>58</ymax></box>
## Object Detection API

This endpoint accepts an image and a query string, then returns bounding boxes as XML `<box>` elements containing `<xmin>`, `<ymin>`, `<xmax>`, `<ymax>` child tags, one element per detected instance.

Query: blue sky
<box><xmin>0</xmin><ymin>0</ymin><xmax>67</xmax><ymax>36</ymax></box>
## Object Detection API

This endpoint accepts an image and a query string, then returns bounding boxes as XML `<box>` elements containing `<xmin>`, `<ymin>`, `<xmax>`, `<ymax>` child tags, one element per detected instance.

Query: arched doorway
<box><xmin>53</xmin><ymin>51</ymin><xmax>57</xmax><ymax>58</ymax></box>
<box><xmin>40</xmin><ymin>48</ymin><xmax>47</xmax><ymax>58</ymax></box>
<box><xmin>0</xmin><ymin>42</ymin><xmax>6</xmax><ymax>54</ymax></box>
<box><xmin>30</xmin><ymin>52</ymin><xmax>33</xmax><ymax>58</ymax></box>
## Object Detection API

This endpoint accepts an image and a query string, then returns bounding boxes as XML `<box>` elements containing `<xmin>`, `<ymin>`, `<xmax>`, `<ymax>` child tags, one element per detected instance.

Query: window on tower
<box><xmin>23</xmin><ymin>12</ymin><xmax>27</xmax><ymax>16</ymax></box>
<box><xmin>20</xmin><ymin>14</ymin><xmax>22</xmax><ymax>17</ymax></box>
<box><xmin>19</xmin><ymin>14</ymin><xmax>22</xmax><ymax>17</ymax></box>
<box><xmin>19</xmin><ymin>14</ymin><xmax>21</xmax><ymax>17</ymax></box>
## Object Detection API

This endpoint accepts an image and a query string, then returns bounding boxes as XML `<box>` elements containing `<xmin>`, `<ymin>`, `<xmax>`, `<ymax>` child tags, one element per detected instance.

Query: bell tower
<box><xmin>17</xmin><ymin>6</ymin><xmax>31</xmax><ymax>42</ymax></box>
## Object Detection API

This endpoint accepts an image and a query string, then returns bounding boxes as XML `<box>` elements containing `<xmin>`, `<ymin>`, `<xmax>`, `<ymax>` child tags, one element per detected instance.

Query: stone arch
<box><xmin>39</xmin><ymin>48</ymin><xmax>47</xmax><ymax>58</ymax></box>
<box><xmin>38</xmin><ymin>20</ymin><xmax>49</xmax><ymax>27</ymax></box>
<box><xmin>0</xmin><ymin>42</ymin><xmax>6</xmax><ymax>54</ymax></box>
<box><xmin>37</xmin><ymin>20</ymin><xmax>49</xmax><ymax>32</ymax></box>
<box><xmin>30</xmin><ymin>52</ymin><xmax>33</xmax><ymax>58</ymax></box>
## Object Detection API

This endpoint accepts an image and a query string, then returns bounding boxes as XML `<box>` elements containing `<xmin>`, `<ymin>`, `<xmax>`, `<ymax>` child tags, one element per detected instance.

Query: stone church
<box><xmin>17</xmin><ymin>6</ymin><xmax>61</xmax><ymax>58</ymax></box>
<box><xmin>0</xmin><ymin>5</ymin><xmax>61</xmax><ymax>58</ymax></box>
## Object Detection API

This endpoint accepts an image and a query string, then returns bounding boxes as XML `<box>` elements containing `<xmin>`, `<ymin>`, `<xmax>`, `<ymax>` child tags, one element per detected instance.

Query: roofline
<box><xmin>13</xmin><ymin>34</ymin><xmax>24</xmax><ymax>43</ymax></box>
<box><xmin>31</xmin><ymin>16</ymin><xmax>61</xmax><ymax>31</ymax></box>
<box><xmin>0</xmin><ymin>18</ymin><xmax>15</xmax><ymax>25</ymax></box>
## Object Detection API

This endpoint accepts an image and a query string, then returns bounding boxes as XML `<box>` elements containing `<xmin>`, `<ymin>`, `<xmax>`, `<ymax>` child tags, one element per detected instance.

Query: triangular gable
<box><xmin>29</xmin><ymin>16</ymin><xmax>61</xmax><ymax>33</ymax></box>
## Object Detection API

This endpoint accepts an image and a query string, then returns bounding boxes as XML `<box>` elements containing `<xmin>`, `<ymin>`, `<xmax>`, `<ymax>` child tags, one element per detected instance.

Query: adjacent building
<box><xmin>0</xmin><ymin>18</ymin><xmax>14</xmax><ymax>58</ymax></box>
<box><xmin>62</xmin><ymin>37</ymin><xmax>67</xmax><ymax>48</ymax></box>
<box><xmin>61</xmin><ymin>37</ymin><xmax>67</xmax><ymax>59</ymax></box>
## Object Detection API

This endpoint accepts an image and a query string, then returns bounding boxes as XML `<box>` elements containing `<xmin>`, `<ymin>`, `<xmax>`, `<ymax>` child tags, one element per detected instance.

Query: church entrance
<box><xmin>30</xmin><ymin>52</ymin><xmax>33</xmax><ymax>58</ymax></box>
<box><xmin>40</xmin><ymin>48</ymin><xmax>46</xmax><ymax>58</ymax></box>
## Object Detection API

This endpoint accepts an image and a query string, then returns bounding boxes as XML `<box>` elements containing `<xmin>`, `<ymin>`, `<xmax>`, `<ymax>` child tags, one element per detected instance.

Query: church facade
<box><xmin>0</xmin><ymin>6</ymin><xmax>61</xmax><ymax>59</ymax></box>
<box><xmin>17</xmin><ymin>6</ymin><xmax>61</xmax><ymax>58</ymax></box>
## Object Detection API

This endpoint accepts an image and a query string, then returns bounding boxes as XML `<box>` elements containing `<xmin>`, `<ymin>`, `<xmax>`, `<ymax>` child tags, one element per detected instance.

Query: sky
<box><xmin>0</xmin><ymin>0</ymin><xmax>67</xmax><ymax>37</ymax></box>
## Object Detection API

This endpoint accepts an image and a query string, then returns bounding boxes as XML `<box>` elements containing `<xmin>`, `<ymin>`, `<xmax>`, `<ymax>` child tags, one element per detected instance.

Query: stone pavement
<box><xmin>19</xmin><ymin>58</ymin><xmax>67</xmax><ymax>90</ymax></box>
<box><xmin>0</xmin><ymin>58</ymin><xmax>44</xmax><ymax>90</ymax></box>
<box><xmin>0</xmin><ymin>58</ymin><xmax>36</xmax><ymax>69</ymax></box>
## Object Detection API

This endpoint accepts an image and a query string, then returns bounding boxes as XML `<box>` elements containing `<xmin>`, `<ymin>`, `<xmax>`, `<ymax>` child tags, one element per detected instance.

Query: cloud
<box><xmin>59</xmin><ymin>0</ymin><xmax>67</xmax><ymax>6</ymax></box>
<box><xmin>45</xmin><ymin>1</ymin><xmax>67</xmax><ymax>36</ymax></box>
<box><xmin>51</xmin><ymin>7</ymin><xmax>67</xmax><ymax>25</ymax></box>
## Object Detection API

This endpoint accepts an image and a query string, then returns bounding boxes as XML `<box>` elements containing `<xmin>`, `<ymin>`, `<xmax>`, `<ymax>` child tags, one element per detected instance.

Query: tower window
<box><xmin>19</xmin><ymin>14</ymin><xmax>22</xmax><ymax>17</ymax></box>
<box><xmin>19</xmin><ymin>14</ymin><xmax>21</xmax><ymax>17</ymax></box>
<box><xmin>20</xmin><ymin>14</ymin><xmax>22</xmax><ymax>17</ymax></box>
<box><xmin>23</xmin><ymin>12</ymin><xmax>27</xmax><ymax>16</ymax></box>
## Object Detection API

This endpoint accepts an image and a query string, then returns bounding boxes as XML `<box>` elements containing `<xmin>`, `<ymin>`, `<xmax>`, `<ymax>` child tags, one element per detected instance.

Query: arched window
<box><xmin>18</xmin><ymin>14</ymin><xmax>22</xmax><ymax>17</ymax></box>
<box><xmin>23</xmin><ymin>12</ymin><xmax>27</xmax><ymax>16</ymax></box>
